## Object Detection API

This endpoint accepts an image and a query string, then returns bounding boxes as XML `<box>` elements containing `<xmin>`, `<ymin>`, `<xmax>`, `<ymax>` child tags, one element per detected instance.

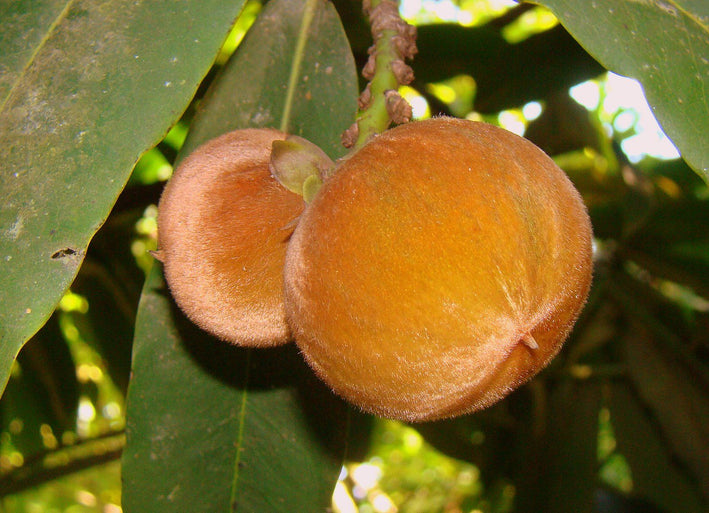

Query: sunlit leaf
<box><xmin>414</xmin><ymin>401</ymin><xmax>517</xmax><ymax>480</ymax></box>
<box><xmin>536</xmin><ymin>0</ymin><xmax>709</xmax><ymax>181</ymax></box>
<box><xmin>0</xmin><ymin>0</ymin><xmax>248</xmax><ymax>395</ymax></box>
<box><xmin>0</xmin><ymin>314</ymin><xmax>78</xmax><ymax>456</ymax></box>
<box><xmin>414</xmin><ymin>23</ymin><xmax>604</xmax><ymax>113</ymax></box>
<box><xmin>122</xmin><ymin>0</ymin><xmax>358</xmax><ymax>510</ymax></box>
<box><xmin>69</xmin><ymin>205</ymin><xmax>150</xmax><ymax>393</ymax></box>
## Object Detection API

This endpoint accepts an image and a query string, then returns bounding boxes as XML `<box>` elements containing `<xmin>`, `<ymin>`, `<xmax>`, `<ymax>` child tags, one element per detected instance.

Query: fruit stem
<box><xmin>342</xmin><ymin>0</ymin><xmax>417</xmax><ymax>151</ymax></box>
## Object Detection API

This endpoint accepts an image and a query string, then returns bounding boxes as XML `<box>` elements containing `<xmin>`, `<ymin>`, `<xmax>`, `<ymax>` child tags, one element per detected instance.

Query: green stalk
<box><xmin>348</xmin><ymin>0</ymin><xmax>415</xmax><ymax>151</ymax></box>
<box><xmin>353</xmin><ymin>6</ymin><xmax>401</xmax><ymax>148</ymax></box>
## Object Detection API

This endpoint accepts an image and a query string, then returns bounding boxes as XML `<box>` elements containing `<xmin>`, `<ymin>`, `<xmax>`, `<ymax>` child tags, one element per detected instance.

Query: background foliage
<box><xmin>0</xmin><ymin>0</ymin><xmax>707</xmax><ymax>512</ymax></box>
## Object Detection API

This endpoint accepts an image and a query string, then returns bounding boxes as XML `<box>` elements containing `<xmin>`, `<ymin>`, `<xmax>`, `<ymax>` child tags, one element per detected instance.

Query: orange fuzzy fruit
<box><xmin>157</xmin><ymin>128</ymin><xmax>304</xmax><ymax>346</ymax></box>
<box><xmin>284</xmin><ymin>117</ymin><xmax>593</xmax><ymax>421</ymax></box>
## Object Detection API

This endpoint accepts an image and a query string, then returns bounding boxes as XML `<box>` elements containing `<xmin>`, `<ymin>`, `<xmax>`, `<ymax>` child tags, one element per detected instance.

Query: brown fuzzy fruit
<box><xmin>284</xmin><ymin>117</ymin><xmax>593</xmax><ymax>422</ymax></box>
<box><xmin>157</xmin><ymin>128</ymin><xmax>304</xmax><ymax>346</ymax></box>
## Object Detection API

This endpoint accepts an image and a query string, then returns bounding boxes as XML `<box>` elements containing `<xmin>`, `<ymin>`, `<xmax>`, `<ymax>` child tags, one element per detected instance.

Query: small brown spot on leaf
<box><xmin>51</xmin><ymin>247</ymin><xmax>77</xmax><ymax>259</ymax></box>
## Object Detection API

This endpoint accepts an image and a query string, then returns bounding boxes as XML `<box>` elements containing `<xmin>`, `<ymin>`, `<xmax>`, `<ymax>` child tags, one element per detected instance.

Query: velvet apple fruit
<box><xmin>157</xmin><ymin>128</ymin><xmax>304</xmax><ymax>346</ymax></box>
<box><xmin>284</xmin><ymin>117</ymin><xmax>593</xmax><ymax>421</ymax></box>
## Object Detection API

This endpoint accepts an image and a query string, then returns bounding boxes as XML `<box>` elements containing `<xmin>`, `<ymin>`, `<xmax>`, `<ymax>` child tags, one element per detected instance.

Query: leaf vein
<box><xmin>280</xmin><ymin>0</ymin><xmax>319</xmax><ymax>133</ymax></box>
<box><xmin>0</xmin><ymin>0</ymin><xmax>78</xmax><ymax>115</ymax></box>
<box><xmin>665</xmin><ymin>0</ymin><xmax>709</xmax><ymax>33</ymax></box>
<box><xmin>229</xmin><ymin>349</ymin><xmax>252</xmax><ymax>512</ymax></box>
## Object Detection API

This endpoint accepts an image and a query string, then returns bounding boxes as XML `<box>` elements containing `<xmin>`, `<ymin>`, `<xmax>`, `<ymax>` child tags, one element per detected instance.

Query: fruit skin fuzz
<box><xmin>284</xmin><ymin>117</ymin><xmax>593</xmax><ymax>422</ymax></box>
<box><xmin>157</xmin><ymin>128</ymin><xmax>304</xmax><ymax>346</ymax></box>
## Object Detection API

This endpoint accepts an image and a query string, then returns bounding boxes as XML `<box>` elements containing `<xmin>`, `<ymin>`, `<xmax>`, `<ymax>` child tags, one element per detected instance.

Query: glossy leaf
<box><xmin>537</xmin><ymin>0</ymin><xmax>709</xmax><ymax>181</ymax></box>
<box><xmin>0</xmin><ymin>0</ymin><xmax>247</xmax><ymax>395</ymax></box>
<box><xmin>123</xmin><ymin>0</ymin><xmax>358</xmax><ymax>510</ymax></box>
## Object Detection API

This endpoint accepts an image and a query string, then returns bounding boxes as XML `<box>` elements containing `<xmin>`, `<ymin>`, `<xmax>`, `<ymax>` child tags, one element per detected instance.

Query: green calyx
<box><xmin>269</xmin><ymin>135</ymin><xmax>334</xmax><ymax>203</ymax></box>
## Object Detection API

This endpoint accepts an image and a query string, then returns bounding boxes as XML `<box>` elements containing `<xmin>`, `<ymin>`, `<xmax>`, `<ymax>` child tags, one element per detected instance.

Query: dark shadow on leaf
<box><xmin>164</xmin><ymin>286</ymin><xmax>350</xmax><ymax>458</ymax></box>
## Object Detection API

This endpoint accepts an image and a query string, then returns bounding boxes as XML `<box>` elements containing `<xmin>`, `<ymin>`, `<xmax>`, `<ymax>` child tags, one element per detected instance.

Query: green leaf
<box><xmin>0</xmin><ymin>313</ymin><xmax>78</xmax><ymax>456</ymax></box>
<box><xmin>536</xmin><ymin>0</ymin><xmax>709</xmax><ymax>181</ymax></box>
<box><xmin>123</xmin><ymin>0</ymin><xmax>358</xmax><ymax>510</ymax></box>
<box><xmin>414</xmin><ymin>23</ymin><xmax>604</xmax><ymax>113</ymax></box>
<box><xmin>514</xmin><ymin>381</ymin><xmax>602</xmax><ymax>513</ymax></box>
<box><xmin>69</xmin><ymin>204</ymin><xmax>150</xmax><ymax>393</ymax></box>
<box><xmin>0</xmin><ymin>0</ymin><xmax>247</xmax><ymax>395</ymax></box>
<box><xmin>608</xmin><ymin>382</ymin><xmax>705</xmax><ymax>513</ymax></box>
<box><xmin>179</xmin><ymin>0</ymin><xmax>358</xmax><ymax>159</ymax></box>
<box><xmin>413</xmin><ymin>401</ymin><xmax>518</xmax><ymax>482</ymax></box>
<box><xmin>622</xmin><ymin>326</ymin><xmax>709</xmax><ymax>500</ymax></box>
<box><xmin>541</xmin><ymin>381</ymin><xmax>602</xmax><ymax>513</ymax></box>
<box><xmin>122</xmin><ymin>267</ymin><xmax>349</xmax><ymax>512</ymax></box>
<box><xmin>623</xmin><ymin>197</ymin><xmax>709</xmax><ymax>298</ymax></box>
<box><xmin>69</xmin><ymin>258</ymin><xmax>137</xmax><ymax>394</ymax></box>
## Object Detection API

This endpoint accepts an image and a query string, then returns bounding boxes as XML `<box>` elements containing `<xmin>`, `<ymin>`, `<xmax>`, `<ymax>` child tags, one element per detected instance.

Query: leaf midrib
<box><xmin>0</xmin><ymin>0</ymin><xmax>78</xmax><ymax>115</ymax></box>
<box><xmin>280</xmin><ymin>0</ymin><xmax>319</xmax><ymax>134</ymax></box>
<box><xmin>665</xmin><ymin>0</ymin><xmax>709</xmax><ymax>33</ymax></box>
<box><xmin>229</xmin><ymin>349</ymin><xmax>252</xmax><ymax>512</ymax></box>
<box><xmin>227</xmin><ymin>3</ymin><xmax>320</xmax><ymax>508</ymax></box>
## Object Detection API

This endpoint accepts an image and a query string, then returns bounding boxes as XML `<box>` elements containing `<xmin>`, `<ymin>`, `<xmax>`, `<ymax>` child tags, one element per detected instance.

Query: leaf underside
<box><xmin>537</xmin><ymin>0</ymin><xmax>709</xmax><ymax>182</ymax></box>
